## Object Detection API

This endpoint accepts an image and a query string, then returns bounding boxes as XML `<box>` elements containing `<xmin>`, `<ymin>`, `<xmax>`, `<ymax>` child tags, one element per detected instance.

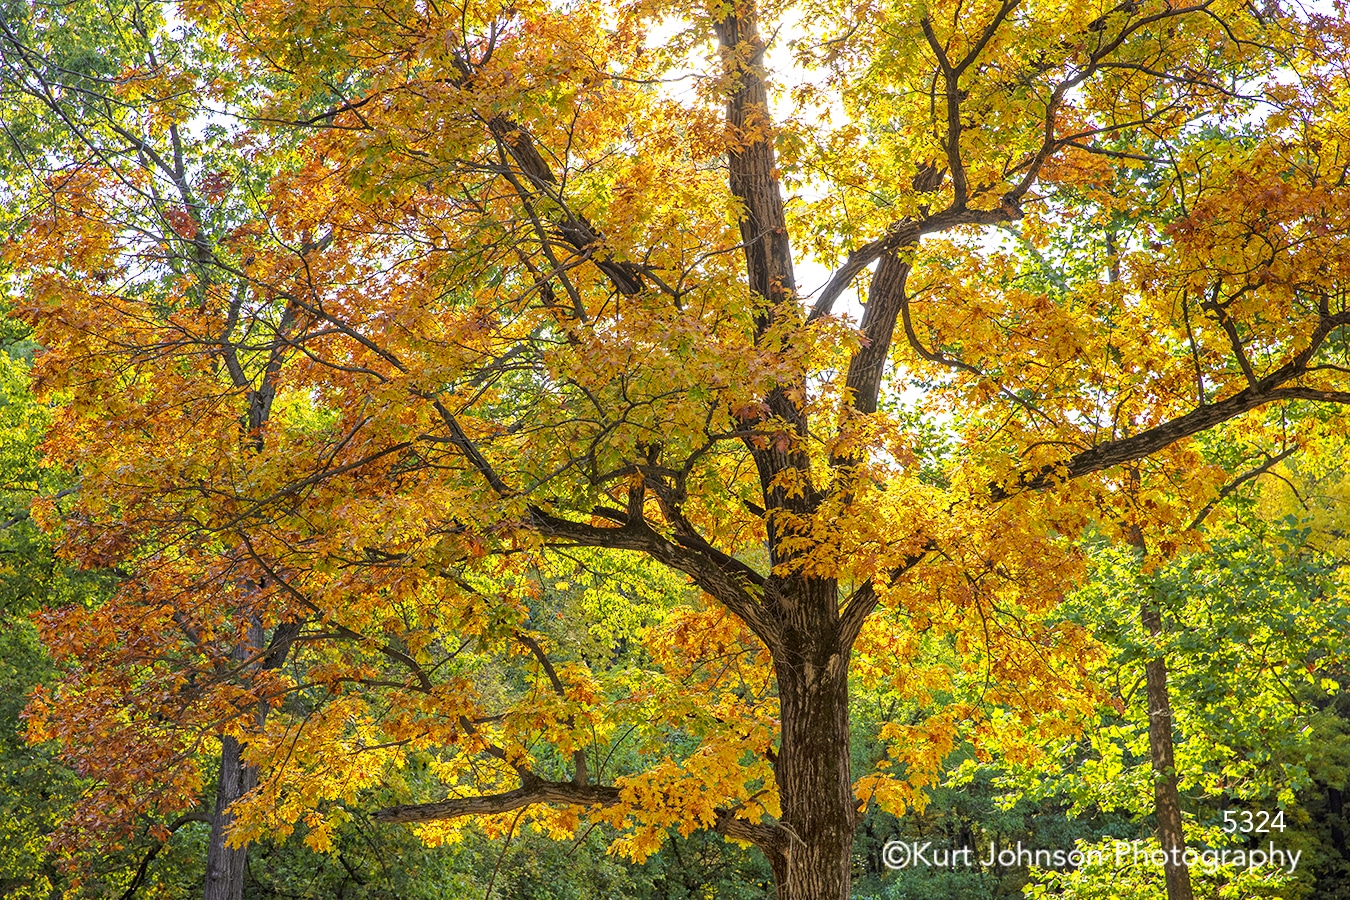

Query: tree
<box><xmin>0</xmin><ymin>312</ymin><xmax>87</xmax><ymax>899</ymax></box>
<box><xmin>8</xmin><ymin>1</ymin><xmax>1350</xmax><ymax>898</ymax></box>
<box><xmin>1008</xmin><ymin>515</ymin><xmax>1350</xmax><ymax>900</ymax></box>
<box><xmin>0</xmin><ymin>1</ymin><xmax>313</xmax><ymax>893</ymax></box>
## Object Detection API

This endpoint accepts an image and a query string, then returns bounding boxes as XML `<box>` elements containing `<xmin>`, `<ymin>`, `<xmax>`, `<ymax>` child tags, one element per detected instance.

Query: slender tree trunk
<box><xmin>202</xmin><ymin>617</ymin><xmax>298</xmax><ymax>899</ymax></box>
<box><xmin>204</xmin><ymin>618</ymin><xmax>264</xmax><ymax>900</ymax></box>
<box><xmin>773</xmin><ymin>620</ymin><xmax>855</xmax><ymax>900</ymax></box>
<box><xmin>203</xmin><ymin>734</ymin><xmax>258</xmax><ymax>900</ymax></box>
<box><xmin>1126</xmin><ymin>512</ymin><xmax>1193</xmax><ymax>900</ymax></box>
<box><xmin>1141</xmin><ymin>602</ymin><xmax>1194</xmax><ymax>900</ymax></box>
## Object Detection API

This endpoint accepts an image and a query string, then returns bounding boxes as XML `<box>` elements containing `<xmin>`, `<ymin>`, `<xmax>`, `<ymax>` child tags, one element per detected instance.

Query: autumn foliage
<box><xmin>5</xmin><ymin>0</ymin><xmax>1350</xmax><ymax>897</ymax></box>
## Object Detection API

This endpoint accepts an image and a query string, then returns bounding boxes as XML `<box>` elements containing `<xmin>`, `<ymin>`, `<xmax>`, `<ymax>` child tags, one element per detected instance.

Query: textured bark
<box><xmin>374</xmin><ymin>780</ymin><xmax>621</xmax><ymax>823</ymax></box>
<box><xmin>771</xmin><ymin>587</ymin><xmax>855</xmax><ymax>900</ymax></box>
<box><xmin>712</xmin><ymin>8</ymin><xmax>796</xmax><ymax>322</ymax></box>
<box><xmin>845</xmin><ymin>247</ymin><xmax>915</xmax><ymax>415</ymax></box>
<box><xmin>202</xmin><ymin>734</ymin><xmax>257</xmax><ymax>900</ymax></box>
<box><xmin>1142</xmin><ymin>602</ymin><xmax>1195</xmax><ymax>900</ymax></box>
<box><xmin>202</xmin><ymin>619</ymin><xmax>299</xmax><ymax>900</ymax></box>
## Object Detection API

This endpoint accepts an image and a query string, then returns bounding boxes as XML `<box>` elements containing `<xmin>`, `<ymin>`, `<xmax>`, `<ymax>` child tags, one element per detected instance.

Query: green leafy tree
<box><xmin>1005</xmin><ymin>520</ymin><xmax>1349</xmax><ymax>900</ymax></box>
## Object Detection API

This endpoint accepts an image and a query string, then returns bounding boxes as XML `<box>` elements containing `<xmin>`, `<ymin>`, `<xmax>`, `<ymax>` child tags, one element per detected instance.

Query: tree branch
<box><xmin>371</xmin><ymin>780</ymin><xmax>620</xmax><ymax>823</ymax></box>
<box><xmin>843</xmin><ymin>248</ymin><xmax>914</xmax><ymax>414</ymax></box>
<box><xmin>837</xmin><ymin>548</ymin><xmax>932</xmax><ymax>651</ymax></box>
<box><xmin>118</xmin><ymin>814</ymin><xmax>212</xmax><ymax>900</ymax></box>
<box><xmin>995</xmin><ymin>317</ymin><xmax>1350</xmax><ymax>500</ymax></box>
<box><xmin>515</xmin><ymin>632</ymin><xmax>588</xmax><ymax>786</ymax></box>
<box><xmin>426</xmin><ymin>396</ymin><xmax>514</xmax><ymax>496</ymax></box>
<box><xmin>1189</xmin><ymin>444</ymin><xmax>1299</xmax><ymax>530</ymax></box>
<box><xmin>528</xmin><ymin>506</ymin><xmax>780</xmax><ymax>648</ymax></box>
<box><xmin>372</xmin><ymin>780</ymin><xmax>791</xmax><ymax>854</ymax></box>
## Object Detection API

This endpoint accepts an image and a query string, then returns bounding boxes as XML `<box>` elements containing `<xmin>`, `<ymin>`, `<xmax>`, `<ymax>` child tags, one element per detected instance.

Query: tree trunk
<box><xmin>773</xmin><ymin>624</ymin><xmax>855</xmax><ymax>900</ymax></box>
<box><xmin>1141</xmin><ymin>602</ymin><xmax>1194</xmax><ymax>900</ymax></box>
<box><xmin>202</xmin><ymin>617</ymin><xmax>298</xmax><ymax>900</ymax></box>
<box><xmin>203</xmin><ymin>733</ymin><xmax>258</xmax><ymax>900</ymax></box>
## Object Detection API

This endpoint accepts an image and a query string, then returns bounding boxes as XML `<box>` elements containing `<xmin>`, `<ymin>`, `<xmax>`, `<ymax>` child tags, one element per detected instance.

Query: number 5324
<box><xmin>1221</xmin><ymin>810</ymin><xmax>1285</xmax><ymax>833</ymax></box>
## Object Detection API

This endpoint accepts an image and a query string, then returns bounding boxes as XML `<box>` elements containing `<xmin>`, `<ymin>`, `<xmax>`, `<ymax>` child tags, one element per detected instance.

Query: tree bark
<box><xmin>203</xmin><ymin>733</ymin><xmax>258</xmax><ymax>900</ymax></box>
<box><xmin>705</xmin><ymin>3</ymin><xmax>860</xmax><ymax>893</ymax></box>
<box><xmin>202</xmin><ymin>618</ymin><xmax>299</xmax><ymax>899</ymax></box>
<box><xmin>1141</xmin><ymin>602</ymin><xmax>1194</xmax><ymax>900</ymax></box>
<box><xmin>772</xmin><ymin>610</ymin><xmax>855</xmax><ymax>900</ymax></box>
